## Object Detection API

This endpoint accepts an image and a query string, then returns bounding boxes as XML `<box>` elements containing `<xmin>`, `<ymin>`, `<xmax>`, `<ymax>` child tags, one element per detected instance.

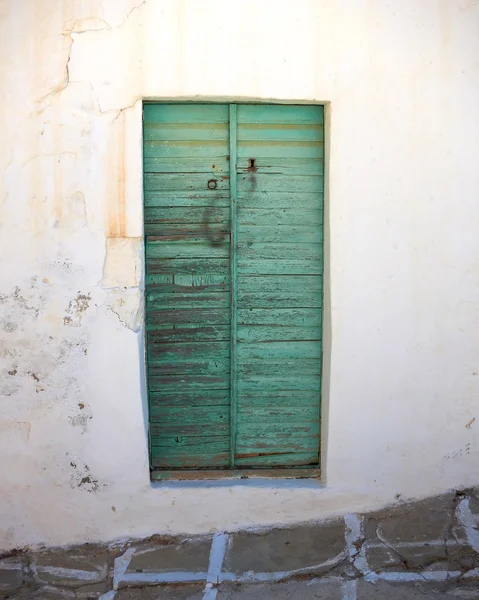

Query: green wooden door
<box><xmin>144</xmin><ymin>103</ymin><xmax>324</xmax><ymax>475</ymax></box>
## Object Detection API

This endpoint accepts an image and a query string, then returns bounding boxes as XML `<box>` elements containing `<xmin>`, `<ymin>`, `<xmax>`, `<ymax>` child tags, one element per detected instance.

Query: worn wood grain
<box><xmin>144</xmin><ymin>123</ymin><xmax>228</xmax><ymax>141</ymax></box>
<box><xmin>234</xmin><ymin>453</ymin><xmax>318</xmax><ymax>467</ymax></box>
<box><xmin>147</xmin><ymin>325</ymin><xmax>230</xmax><ymax>343</ymax></box>
<box><xmin>237</xmin><ymin>104</ymin><xmax>323</xmax><ymax>124</ymax></box>
<box><xmin>237</xmin><ymin>326</ymin><xmax>321</xmax><ymax>343</ymax></box>
<box><xmin>149</xmin><ymin>390</ymin><xmax>230</xmax><ymax>407</ymax></box>
<box><xmin>144</xmin><ymin>103</ymin><xmax>229</xmax><ymax>123</ymax></box>
<box><xmin>146</xmin><ymin>259</ymin><xmax>230</xmax><ymax>276</ymax></box>
<box><xmin>238</xmin><ymin>225</ymin><xmax>322</xmax><ymax>244</ymax></box>
<box><xmin>237</xmin><ymin>124</ymin><xmax>323</xmax><ymax>141</ymax></box>
<box><xmin>144</xmin><ymin>173</ymin><xmax>230</xmax><ymax>192</ymax></box>
<box><xmin>237</xmin><ymin>141</ymin><xmax>324</xmax><ymax>159</ymax></box>
<box><xmin>237</xmin><ymin>191</ymin><xmax>323</xmax><ymax>209</ymax></box>
<box><xmin>237</xmin><ymin>157</ymin><xmax>323</xmax><ymax>175</ymax></box>
<box><xmin>237</xmin><ymin>259</ymin><xmax>323</xmax><ymax>275</ymax></box>
<box><xmin>145</xmin><ymin>191</ymin><xmax>230</xmax><ymax>208</ymax></box>
<box><xmin>145</xmin><ymin>206</ymin><xmax>230</xmax><ymax>224</ymax></box>
<box><xmin>237</xmin><ymin>207</ymin><xmax>322</xmax><ymax>227</ymax></box>
<box><xmin>144</xmin><ymin>157</ymin><xmax>229</xmax><ymax>173</ymax></box>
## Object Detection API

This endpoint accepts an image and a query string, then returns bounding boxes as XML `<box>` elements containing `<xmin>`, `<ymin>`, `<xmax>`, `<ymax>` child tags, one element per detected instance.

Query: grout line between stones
<box><xmin>203</xmin><ymin>532</ymin><xmax>229</xmax><ymax>600</ymax></box>
<box><xmin>341</xmin><ymin>579</ymin><xmax>357</xmax><ymax>600</ymax></box>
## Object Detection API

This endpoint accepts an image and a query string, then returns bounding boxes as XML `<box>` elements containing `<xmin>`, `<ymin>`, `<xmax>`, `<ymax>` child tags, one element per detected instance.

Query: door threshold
<box><xmin>151</xmin><ymin>468</ymin><xmax>321</xmax><ymax>481</ymax></box>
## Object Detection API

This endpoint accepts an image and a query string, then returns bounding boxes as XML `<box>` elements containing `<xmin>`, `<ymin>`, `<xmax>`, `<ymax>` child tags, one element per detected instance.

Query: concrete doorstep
<box><xmin>1</xmin><ymin>489</ymin><xmax>479</xmax><ymax>600</ymax></box>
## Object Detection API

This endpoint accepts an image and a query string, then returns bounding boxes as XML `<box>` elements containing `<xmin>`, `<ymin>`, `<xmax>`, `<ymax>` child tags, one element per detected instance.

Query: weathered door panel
<box><xmin>144</xmin><ymin>103</ymin><xmax>324</xmax><ymax>474</ymax></box>
<box><xmin>234</xmin><ymin>104</ymin><xmax>324</xmax><ymax>468</ymax></box>
<box><xmin>144</xmin><ymin>104</ymin><xmax>231</xmax><ymax>469</ymax></box>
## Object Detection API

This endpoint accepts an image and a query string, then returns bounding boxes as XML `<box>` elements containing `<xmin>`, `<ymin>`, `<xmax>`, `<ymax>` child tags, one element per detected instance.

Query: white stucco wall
<box><xmin>1</xmin><ymin>0</ymin><xmax>479</xmax><ymax>550</ymax></box>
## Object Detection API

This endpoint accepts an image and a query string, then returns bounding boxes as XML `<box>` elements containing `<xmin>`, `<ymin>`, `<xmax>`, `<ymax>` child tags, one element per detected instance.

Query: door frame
<box><xmin>141</xmin><ymin>99</ymin><xmax>330</xmax><ymax>481</ymax></box>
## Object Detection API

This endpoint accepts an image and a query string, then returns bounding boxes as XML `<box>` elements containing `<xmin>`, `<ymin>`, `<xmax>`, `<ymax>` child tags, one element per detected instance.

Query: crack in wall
<box><xmin>37</xmin><ymin>33</ymin><xmax>73</xmax><ymax>104</ymax></box>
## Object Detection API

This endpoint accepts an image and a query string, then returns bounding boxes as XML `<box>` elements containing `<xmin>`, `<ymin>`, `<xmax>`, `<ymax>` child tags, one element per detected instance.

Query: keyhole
<box><xmin>249</xmin><ymin>158</ymin><xmax>256</xmax><ymax>169</ymax></box>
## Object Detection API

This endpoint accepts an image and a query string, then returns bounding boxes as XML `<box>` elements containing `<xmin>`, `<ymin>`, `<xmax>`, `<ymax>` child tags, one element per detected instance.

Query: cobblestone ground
<box><xmin>1</xmin><ymin>489</ymin><xmax>479</xmax><ymax>599</ymax></box>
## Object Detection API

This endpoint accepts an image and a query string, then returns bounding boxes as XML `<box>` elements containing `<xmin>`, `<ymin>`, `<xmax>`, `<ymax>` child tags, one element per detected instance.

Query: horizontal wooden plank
<box><xmin>146</xmin><ymin>308</ymin><xmax>230</xmax><ymax>326</ymax></box>
<box><xmin>238</xmin><ymin>389</ymin><xmax>321</xmax><ymax>403</ymax></box>
<box><xmin>238</xmin><ymin>258</ymin><xmax>322</xmax><ymax>276</ymax></box>
<box><xmin>144</xmin><ymin>157</ymin><xmax>229</xmax><ymax>173</ymax></box>
<box><xmin>148</xmin><ymin>343</ymin><xmax>230</xmax><ymax>373</ymax></box>
<box><xmin>144</xmin><ymin>140</ymin><xmax>228</xmax><ymax>159</ymax></box>
<box><xmin>144</xmin><ymin>103</ymin><xmax>229</xmax><ymax>123</ymax></box>
<box><xmin>237</xmin><ymin>159</ymin><xmax>323</xmax><ymax>176</ymax></box>
<box><xmin>236</xmin><ymin>434</ymin><xmax>319</xmax><ymax>452</ymax></box>
<box><xmin>238</xmin><ymin>374</ymin><xmax>321</xmax><ymax>391</ymax></box>
<box><xmin>150</xmin><ymin>435</ymin><xmax>229</xmax><ymax>450</ymax></box>
<box><xmin>238</xmin><ymin>174</ymin><xmax>322</xmax><ymax>193</ymax></box>
<box><xmin>144</xmin><ymin>173</ymin><xmax>229</xmax><ymax>192</ymax></box>
<box><xmin>151</xmin><ymin>468</ymin><xmax>321</xmax><ymax>480</ymax></box>
<box><xmin>150</xmin><ymin>404</ymin><xmax>229</xmax><ymax>424</ymax></box>
<box><xmin>147</xmin><ymin>281</ymin><xmax>229</xmax><ymax>295</ymax></box>
<box><xmin>151</xmin><ymin>452</ymin><xmax>230</xmax><ymax>469</ymax></box>
<box><xmin>144</xmin><ymin>122</ymin><xmax>228</xmax><ymax>141</ymax></box>
<box><xmin>238</xmin><ymin>141</ymin><xmax>324</xmax><ymax>159</ymax></box>
<box><xmin>145</xmin><ymin>224</ymin><xmax>230</xmax><ymax>238</ymax></box>
<box><xmin>145</xmin><ymin>223</ymin><xmax>230</xmax><ymax>239</ymax></box>
<box><xmin>148</xmin><ymin>325</ymin><xmax>230</xmax><ymax>343</ymax></box>
<box><xmin>238</xmin><ymin>225</ymin><xmax>321</xmax><ymax>244</ymax></box>
<box><xmin>148</xmin><ymin>361</ymin><xmax>229</xmax><ymax>376</ymax></box>
<box><xmin>237</xmin><ymin>341</ymin><xmax>321</xmax><ymax>360</ymax></box>
<box><xmin>234</xmin><ymin>452</ymin><xmax>319</xmax><ymax>467</ymax></box>
<box><xmin>146</xmin><ymin>273</ymin><xmax>229</xmax><ymax>286</ymax></box>
<box><xmin>237</xmin><ymin>242</ymin><xmax>322</xmax><ymax>261</ymax></box>
<box><xmin>238</xmin><ymin>308</ymin><xmax>322</xmax><ymax>327</ymax></box>
<box><xmin>146</xmin><ymin>259</ymin><xmax>230</xmax><ymax>277</ymax></box>
<box><xmin>146</xmin><ymin>292</ymin><xmax>230</xmax><ymax>310</ymax></box>
<box><xmin>237</xmin><ymin>123</ymin><xmax>323</xmax><ymax>142</ymax></box>
<box><xmin>237</xmin><ymin>207</ymin><xmax>322</xmax><ymax>227</ymax></box>
<box><xmin>238</xmin><ymin>404</ymin><xmax>319</xmax><ymax>421</ymax></box>
<box><xmin>149</xmin><ymin>390</ymin><xmax>229</xmax><ymax>407</ymax></box>
<box><xmin>145</xmin><ymin>192</ymin><xmax>230</xmax><ymax>208</ymax></box>
<box><xmin>238</xmin><ymin>361</ymin><xmax>321</xmax><ymax>377</ymax></box>
<box><xmin>237</xmin><ymin>293</ymin><xmax>321</xmax><ymax>309</ymax></box>
<box><xmin>145</xmin><ymin>206</ymin><xmax>230</xmax><ymax>224</ymax></box>
<box><xmin>238</xmin><ymin>275</ymin><xmax>322</xmax><ymax>293</ymax></box>
<box><xmin>150</xmin><ymin>421</ymin><xmax>229</xmax><ymax>436</ymax></box>
<box><xmin>237</xmin><ymin>104</ymin><xmax>323</xmax><ymax>124</ymax></box>
<box><xmin>237</xmin><ymin>192</ymin><xmax>323</xmax><ymax>209</ymax></box>
<box><xmin>146</xmin><ymin>240</ymin><xmax>230</xmax><ymax>259</ymax></box>
<box><xmin>237</xmin><ymin>325</ymin><xmax>321</xmax><ymax>343</ymax></box>
<box><xmin>148</xmin><ymin>374</ymin><xmax>230</xmax><ymax>392</ymax></box>
<box><xmin>149</xmin><ymin>341</ymin><xmax>229</xmax><ymax>358</ymax></box>
<box><xmin>238</xmin><ymin>275</ymin><xmax>322</xmax><ymax>308</ymax></box>
<box><xmin>236</xmin><ymin>420</ymin><xmax>320</xmax><ymax>436</ymax></box>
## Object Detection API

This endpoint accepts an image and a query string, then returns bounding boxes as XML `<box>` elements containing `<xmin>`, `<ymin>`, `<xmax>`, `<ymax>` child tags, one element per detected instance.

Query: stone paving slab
<box><xmin>357</xmin><ymin>580</ymin><xmax>479</xmax><ymax>599</ymax></box>
<box><xmin>0</xmin><ymin>556</ymin><xmax>24</xmax><ymax>591</ymax></box>
<box><xmin>125</xmin><ymin>538</ymin><xmax>211</xmax><ymax>575</ymax></box>
<box><xmin>116</xmin><ymin>583</ymin><xmax>205</xmax><ymax>599</ymax></box>
<box><xmin>223</xmin><ymin>520</ymin><xmax>345</xmax><ymax>575</ymax></box>
<box><xmin>216</xmin><ymin>580</ymin><xmax>342</xmax><ymax>600</ymax></box>
<box><xmin>32</xmin><ymin>544</ymin><xmax>109</xmax><ymax>588</ymax></box>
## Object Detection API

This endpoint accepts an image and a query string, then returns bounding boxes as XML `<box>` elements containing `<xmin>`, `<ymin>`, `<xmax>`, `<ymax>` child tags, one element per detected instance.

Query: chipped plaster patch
<box><xmin>105</xmin><ymin>287</ymin><xmax>143</xmax><ymax>333</ymax></box>
<box><xmin>63</xmin><ymin>292</ymin><xmax>91</xmax><ymax>327</ymax></box>
<box><xmin>69</xmin><ymin>461</ymin><xmax>105</xmax><ymax>493</ymax></box>
<box><xmin>101</xmin><ymin>238</ymin><xmax>141</xmax><ymax>289</ymax></box>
